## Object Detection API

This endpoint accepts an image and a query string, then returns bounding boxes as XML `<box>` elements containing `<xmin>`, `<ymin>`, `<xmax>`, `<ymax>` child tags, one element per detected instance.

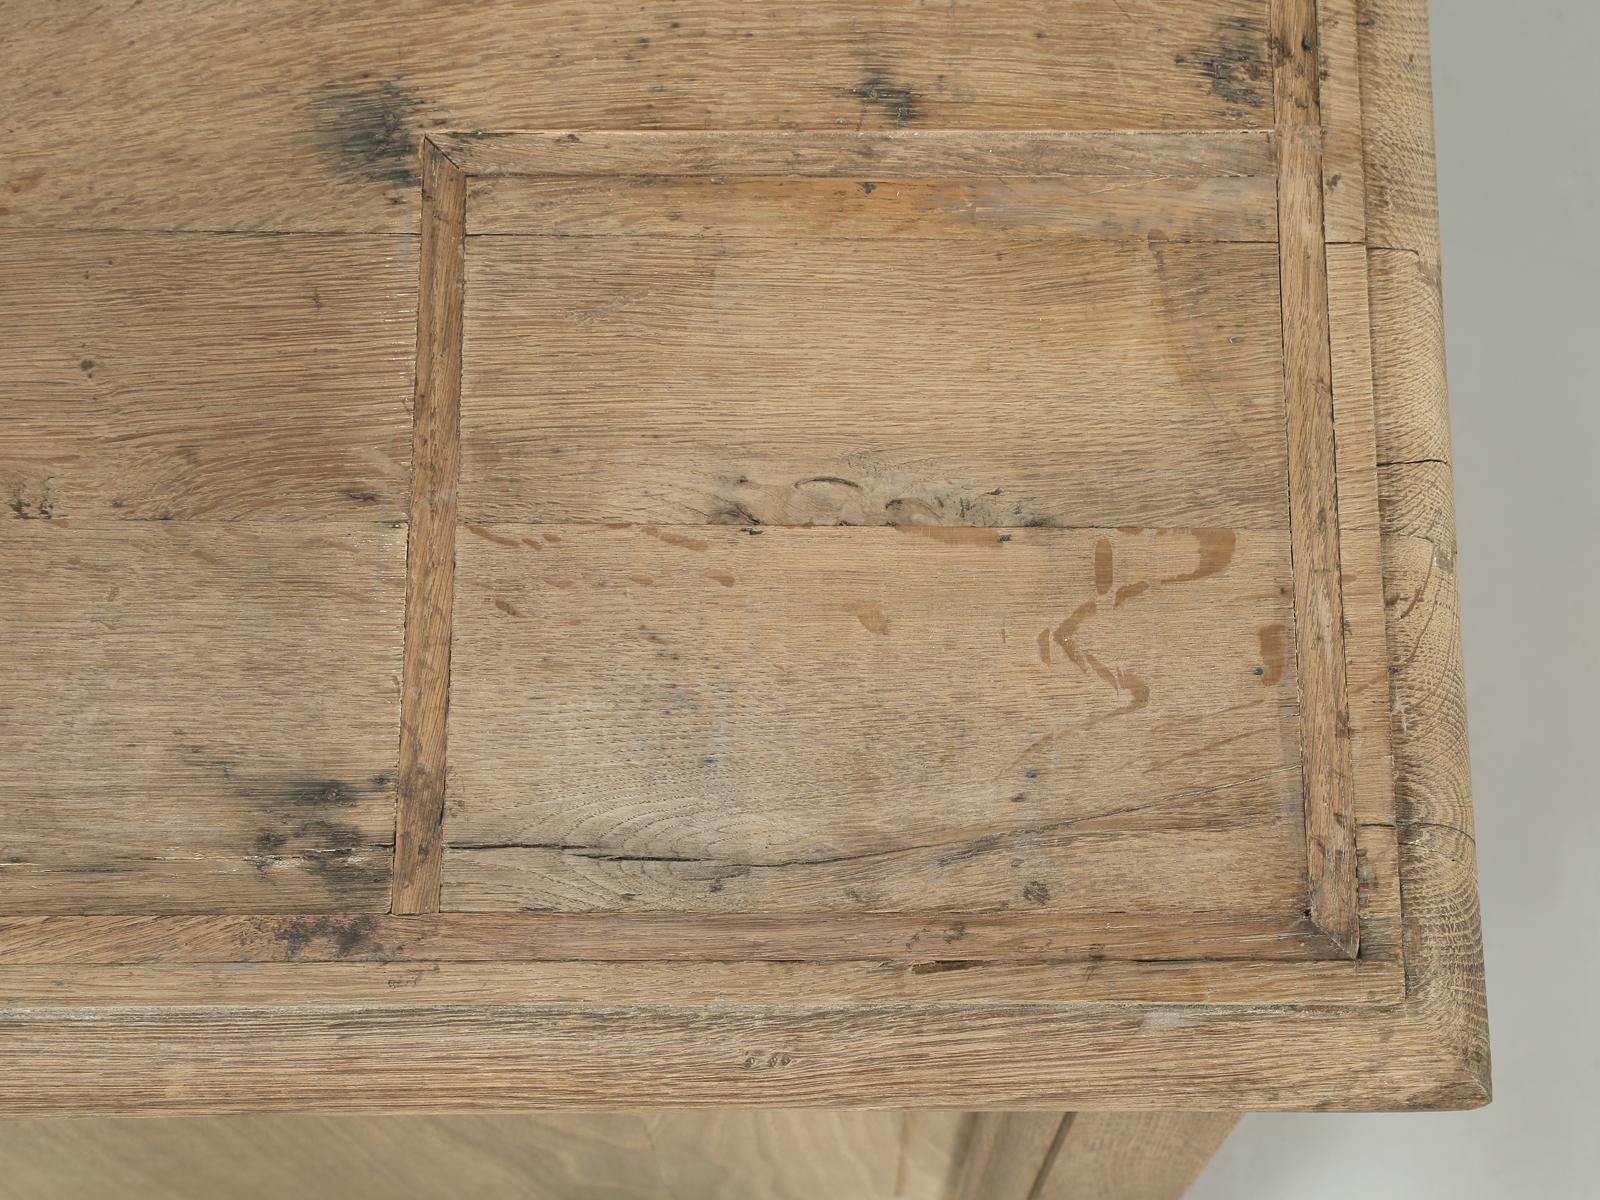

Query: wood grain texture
<box><xmin>0</xmin><ymin>910</ymin><xmax>1356</xmax><ymax>970</ymax></box>
<box><xmin>1272</xmin><ymin>0</ymin><xmax>1361</xmax><ymax>955</ymax></box>
<box><xmin>459</xmin><ymin>236</ymin><xmax>1289</xmax><ymax>529</ymax></box>
<box><xmin>950</xmin><ymin>1111</ymin><xmax>1068</xmax><ymax>1200</ymax></box>
<box><xmin>440</xmin><ymin>130</ymin><xmax>1279</xmax><ymax>181</ymax></box>
<box><xmin>0</xmin><ymin>957</ymin><xmax>1402</xmax><ymax>1010</ymax></box>
<box><xmin>0</xmin><ymin>1</ymin><xmax>1273</xmax><ymax>233</ymax></box>
<box><xmin>0</xmin><ymin>1111</ymin><xmax>964</xmax><ymax>1200</ymax></box>
<box><xmin>0</xmin><ymin>0</ymin><xmax>1487</xmax><ymax>1117</ymax></box>
<box><xmin>0</xmin><ymin>523</ymin><xmax>403</xmax><ymax>913</ymax></box>
<box><xmin>466</xmin><ymin>174</ymin><xmax>1278</xmax><ymax>242</ymax></box>
<box><xmin>445</xmin><ymin>525</ymin><xmax>1305</xmax><ymax>920</ymax></box>
<box><xmin>0</xmin><ymin>233</ymin><xmax>414</xmax><ymax>522</ymax></box>
<box><xmin>1356</xmin><ymin>0</ymin><xmax>1443</xmax><ymax>261</ymax></box>
<box><xmin>1037</xmin><ymin>1112</ymin><xmax>1240</xmax><ymax>1200</ymax></box>
<box><xmin>390</xmin><ymin>143</ymin><xmax>465</xmax><ymax>914</ymax></box>
<box><xmin>1318</xmin><ymin>0</ymin><xmax>1369</xmax><ymax>242</ymax></box>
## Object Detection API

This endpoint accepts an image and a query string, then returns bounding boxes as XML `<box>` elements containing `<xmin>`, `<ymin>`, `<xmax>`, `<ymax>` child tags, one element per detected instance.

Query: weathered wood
<box><xmin>0</xmin><ymin>1111</ymin><xmax>965</xmax><ymax>1200</ymax></box>
<box><xmin>0</xmin><ymin>523</ymin><xmax>403</xmax><ymax>914</ymax></box>
<box><xmin>1272</xmin><ymin>0</ymin><xmax>1360</xmax><ymax>955</ymax></box>
<box><xmin>459</xmin><ymin>236</ymin><xmax>1289</xmax><ymax>529</ymax></box>
<box><xmin>950</xmin><ymin>1111</ymin><xmax>1068</xmax><ymax>1199</ymax></box>
<box><xmin>0</xmin><ymin>0</ymin><xmax>1486</xmax><ymax>1123</ymax></box>
<box><xmin>465</xmin><ymin>174</ymin><xmax>1279</xmax><ymax>242</ymax></box>
<box><xmin>1038</xmin><ymin>1112</ymin><xmax>1241</xmax><ymax>1199</ymax></box>
<box><xmin>391</xmin><ymin>142</ymin><xmax>465</xmax><ymax>914</ymax></box>
<box><xmin>0</xmin><ymin>233</ymin><xmax>414</xmax><ymax>522</ymax></box>
<box><xmin>0</xmin><ymin>2</ymin><xmax>1274</xmax><ymax>233</ymax></box>
<box><xmin>1318</xmin><ymin>0</ymin><xmax>1369</xmax><ymax>242</ymax></box>
<box><xmin>0</xmin><ymin>957</ymin><xmax>1402</xmax><ymax>1010</ymax></box>
<box><xmin>0</xmin><ymin>910</ymin><xmax>1349</xmax><ymax>969</ymax></box>
<box><xmin>445</xmin><ymin>525</ymin><xmax>1304</xmax><ymax>920</ymax></box>
<box><xmin>439</xmin><ymin>130</ymin><xmax>1279</xmax><ymax>181</ymax></box>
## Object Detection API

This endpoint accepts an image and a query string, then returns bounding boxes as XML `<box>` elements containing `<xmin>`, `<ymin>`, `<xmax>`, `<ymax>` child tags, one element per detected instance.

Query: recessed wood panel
<box><xmin>459</xmin><ymin>235</ymin><xmax>1288</xmax><ymax>529</ymax></box>
<box><xmin>445</xmin><ymin>525</ymin><xmax>1305</xmax><ymax>916</ymax></box>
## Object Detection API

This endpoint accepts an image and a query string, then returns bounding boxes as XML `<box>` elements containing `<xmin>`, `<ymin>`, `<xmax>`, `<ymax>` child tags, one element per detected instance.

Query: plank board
<box><xmin>459</xmin><ymin>236</ymin><xmax>1288</xmax><ymax>529</ymax></box>
<box><xmin>0</xmin><ymin>232</ymin><xmax>415</xmax><ymax>523</ymax></box>
<box><xmin>0</xmin><ymin>522</ymin><xmax>404</xmax><ymax>913</ymax></box>
<box><xmin>0</xmin><ymin>1</ymin><xmax>1273</xmax><ymax>233</ymax></box>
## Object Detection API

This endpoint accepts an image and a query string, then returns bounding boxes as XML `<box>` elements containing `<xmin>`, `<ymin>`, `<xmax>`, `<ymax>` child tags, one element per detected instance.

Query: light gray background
<box><xmin>1191</xmin><ymin>2</ymin><xmax>1600</xmax><ymax>1195</ymax></box>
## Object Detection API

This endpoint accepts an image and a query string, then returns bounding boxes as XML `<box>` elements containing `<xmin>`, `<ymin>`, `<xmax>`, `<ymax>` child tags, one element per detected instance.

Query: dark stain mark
<box><xmin>1258</xmin><ymin>622</ymin><xmax>1289</xmax><ymax>685</ymax></box>
<box><xmin>494</xmin><ymin>598</ymin><xmax>525</xmax><ymax>618</ymax></box>
<box><xmin>10</xmin><ymin>482</ymin><xmax>56</xmax><ymax>519</ymax></box>
<box><xmin>859</xmin><ymin>181</ymin><xmax>877</xmax><ymax>194</ymax></box>
<box><xmin>1175</xmin><ymin>17</ymin><xmax>1269</xmax><ymax>111</ymax></box>
<box><xmin>78</xmin><ymin>358</ymin><xmax>95</xmax><ymax>373</ymax></box>
<box><xmin>274</xmin><ymin>915</ymin><xmax>381</xmax><ymax>960</ymax></box>
<box><xmin>848</xmin><ymin>73</ymin><xmax>925</xmax><ymax>128</ymax></box>
<box><xmin>307</xmin><ymin>79</ymin><xmax>440</xmax><ymax>189</ymax></box>
<box><xmin>342</xmin><ymin>487</ymin><xmax>380</xmax><ymax>504</ymax></box>
<box><xmin>292</xmin><ymin>780</ymin><xmax>360</xmax><ymax>808</ymax></box>
<box><xmin>1022</xmin><ymin>880</ymin><xmax>1051</xmax><ymax>905</ymax></box>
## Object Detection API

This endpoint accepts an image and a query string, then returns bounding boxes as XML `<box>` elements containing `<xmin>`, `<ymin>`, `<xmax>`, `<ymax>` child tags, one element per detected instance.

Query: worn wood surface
<box><xmin>459</xmin><ymin>234</ymin><xmax>1288</xmax><ymax>530</ymax></box>
<box><xmin>446</xmin><ymin>525</ymin><xmax>1304</xmax><ymax>919</ymax></box>
<box><xmin>0</xmin><ymin>1110</ymin><xmax>967</xmax><ymax>1200</ymax></box>
<box><xmin>391</xmin><ymin>141</ymin><xmax>465</xmax><ymax>914</ymax></box>
<box><xmin>0</xmin><ymin>523</ymin><xmax>403</xmax><ymax>913</ymax></box>
<box><xmin>0</xmin><ymin>0</ymin><xmax>1485</xmax><ymax>1127</ymax></box>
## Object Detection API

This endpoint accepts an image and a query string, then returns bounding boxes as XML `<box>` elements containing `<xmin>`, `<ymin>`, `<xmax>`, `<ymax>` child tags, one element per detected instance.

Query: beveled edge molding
<box><xmin>391</xmin><ymin>139</ymin><xmax>466</xmax><ymax>915</ymax></box>
<box><xmin>1272</xmin><ymin>0</ymin><xmax>1362</xmax><ymax>954</ymax></box>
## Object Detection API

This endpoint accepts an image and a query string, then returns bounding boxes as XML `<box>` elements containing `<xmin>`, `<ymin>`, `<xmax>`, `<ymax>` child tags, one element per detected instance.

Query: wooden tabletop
<box><xmin>0</xmin><ymin>0</ymin><xmax>1487</xmax><ymax>1115</ymax></box>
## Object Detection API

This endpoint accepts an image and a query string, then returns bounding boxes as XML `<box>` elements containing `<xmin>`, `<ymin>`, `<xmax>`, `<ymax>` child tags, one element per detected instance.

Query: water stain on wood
<box><xmin>846</xmin><ymin>602</ymin><xmax>890</xmax><ymax>635</ymax></box>
<box><xmin>1161</xmin><ymin>529</ymin><xmax>1238</xmax><ymax>584</ymax></box>
<box><xmin>1257</xmin><ymin>621</ymin><xmax>1288</xmax><ymax>685</ymax></box>
<box><xmin>643</xmin><ymin>526</ymin><xmax>709</xmax><ymax>551</ymax></box>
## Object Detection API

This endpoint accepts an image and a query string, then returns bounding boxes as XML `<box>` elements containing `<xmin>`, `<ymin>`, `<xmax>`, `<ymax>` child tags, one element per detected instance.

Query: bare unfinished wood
<box><xmin>0</xmin><ymin>1111</ymin><xmax>966</xmax><ymax>1200</ymax></box>
<box><xmin>0</xmin><ymin>910</ymin><xmax>1350</xmax><ymax>969</ymax></box>
<box><xmin>1272</xmin><ymin>0</ymin><xmax>1360</xmax><ymax>956</ymax></box>
<box><xmin>0</xmin><ymin>2</ymin><xmax>1274</xmax><ymax>233</ymax></box>
<box><xmin>0</xmin><ymin>233</ymin><xmax>414</xmax><ymax>522</ymax></box>
<box><xmin>951</xmin><ymin>1111</ymin><xmax>1240</xmax><ymax>1200</ymax></box>
<box><xmin>1041</xmin><ymin>1112</ymin><xmax>1240</xmax><ymax>1200</ymax></box>
<box><xmin>950</xmin><ymin>1111</ymin><xmax>1068</xmax><ymax>1199</ymax></box>
<box><xmin>0</xmin><ymin>523</ymin><xmax>403</xmax><ymax>914</ymax></box>
<box><xmin>439</xmin><ymin>130</ymin><xmax>1278</xmax><ymax>181</ymax></box>
<box><xmin>0</xmin><ymin>0</ymin><xmax>1485</xmax><ymax>1124</ymax></box>
<box><xmin>0</xmin><ymin>956</ymin><xmax>1402</xmax><ymax>1010</ymax></box>
<box><xmin>445</xmin><ymin>525</ymin><xmax>1304</xmax><ymax>921</ymax></box>
<box><xmin>391</xmin><ymin>142</ymin><xmax>466</xmax><ymax>914</ymax></box>
<box><xmin>460</xmin><ymin>236</ymin><xmax>1288</xmax><ymax>529</ymax></box>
